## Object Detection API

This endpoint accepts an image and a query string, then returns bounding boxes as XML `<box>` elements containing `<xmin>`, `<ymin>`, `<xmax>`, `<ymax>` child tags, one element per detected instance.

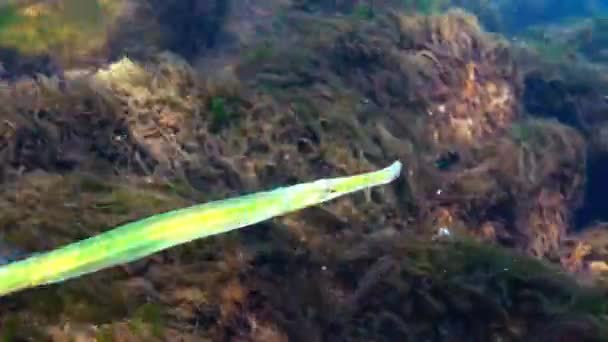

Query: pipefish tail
<box><xmin>0</xmin><ymin>160</ymin><xmax>402</xmax><ymax>297</ymax></box>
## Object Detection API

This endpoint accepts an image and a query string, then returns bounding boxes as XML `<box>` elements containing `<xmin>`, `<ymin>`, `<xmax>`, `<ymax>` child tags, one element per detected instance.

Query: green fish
<box><xmin>0</xmin><ymin>161</ymin><xmax>402</xmax><ymax>296</ymax></box>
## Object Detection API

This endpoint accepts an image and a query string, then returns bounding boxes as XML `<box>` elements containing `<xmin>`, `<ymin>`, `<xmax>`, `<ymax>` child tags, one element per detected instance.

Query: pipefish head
<box><xmin>326</xmin><ymin>160</ymin><xmax>402</xmax><ymax>197</ymax></box>
<box><xmin>286</xmin><ymin>161</ymin><xmax>403</xmax><ymax>207</ymax></box>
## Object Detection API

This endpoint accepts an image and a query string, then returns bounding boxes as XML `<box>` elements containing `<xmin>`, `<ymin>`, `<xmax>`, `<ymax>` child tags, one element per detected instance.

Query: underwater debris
<box><xmin>432</xmin><ymin>226</ymin><xmax>452</xmax><ymax>241</ymax></box>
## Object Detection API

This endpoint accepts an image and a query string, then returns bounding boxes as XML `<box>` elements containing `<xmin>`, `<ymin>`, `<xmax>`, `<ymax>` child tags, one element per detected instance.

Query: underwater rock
<box><xmin>234</xmin><ymin>7</ymin><xmax>593</xmax><ymax>265</ymax></box>
<box><xmin>473</xmin><ymin>119</ymin><xmax>586</xmax><ymax>258</ymax></box>
<box><xmin>319</xmin><ymin>9</ymin><xmax>563</xmax><ymax>254</ymax></box>
<box><xmin>565</xmin><ymin>223</ymin><xmax>608</xmax><ymax>284</ymax></box>
<box><xmin>326</xmin><ymin>8</ymin><xmax>520</xmax><ymax>151</ymax></box>
<box><xmin>0</xmin><ymin>73</ymin><xmax>143</xmax><ymax>176</ymax></box>
<box><xmin>215</xmin><ymin>234</ymin><xmax>608</xmax><ymax>341</ymax></box>
<box><xmin>89</xmin><ymin>54</ymin><xmax>204</xmax><ymax>177</ymax></box>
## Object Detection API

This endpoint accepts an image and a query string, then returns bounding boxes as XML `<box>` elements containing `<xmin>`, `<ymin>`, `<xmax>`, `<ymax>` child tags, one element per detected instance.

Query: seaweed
<box><xmin>402</xmin><ymin>0</ymin><xmax>448</xmax><ymax>15</ymax></box>
<box><xmin>0</xmin><ymin>0</ymin><xmax>123</xmax><ymax>68</ymax></box>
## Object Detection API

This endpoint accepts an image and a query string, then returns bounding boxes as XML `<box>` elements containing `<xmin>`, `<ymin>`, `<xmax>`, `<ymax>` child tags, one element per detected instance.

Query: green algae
<box><xmin>95</xmin><ymin>327</ymin><xmax>114</xmax><ymax>342</ymax></box>
<box><xmin>518</xmin><ymin>31</ymin><xmax>580</xmax><ymax>64</ymax></box>
<box><xmin>402</xmin><ymin>0</ymin><xmax>447</xmax><ymax>15</ymax></box>
<box><xmin>129</xmin><ymin>303</ymin><xmax>166</xmax><ymax>338</ymax></box>
<box><xmin>353</xmin><ymin>4</ymin><xmax>374</xmax><ymax>20</ymax></box>
<box><xmin>0</xmin><ymin>316</ymin><xmax>19</xmax><ymax>342</ymax></box>
<box><xmin>422</xmin><ymin>238</ymin><xmax>608</xmax><ymax>320</ymax></box>
<box><xmin>243</xmin><ymin>41</ymin><xmax>276</xmax><ymax>64</ymax></box>
<box><xmin>0</xmin><ymin>0</ymin><xmax>119</xmax><ymax>65</ymax></box>
<box><xmin>93</xmin><ymin>188</ymin><xmax>177</xmax><ymax>215</ymax></box>
<box><xmin>209</xmin><ymin>96</ymin><xmax>235</xmax><ymax>133</ymax></box>
<box><xmin>0</xmin><ymin>4</ymin><xmax>21</xmax><ymax>29</ymax></box>
<box><xmin>61</xmin><ymin>0</ymin><xmax>104</xmax><ymax>29</ymax></box>
<box><xmin>0</xmin><ymin>173</ymin><xmax>189</xmax><ymax>251</ymax></box>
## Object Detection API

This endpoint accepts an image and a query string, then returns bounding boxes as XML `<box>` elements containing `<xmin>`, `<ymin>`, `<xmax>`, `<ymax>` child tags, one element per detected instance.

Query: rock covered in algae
<box><xmin>506</xmin><ymin>16</ymin><xmax>608</xmax><ymax>273</ymax></box>
<box><xmin>0</xmin><ymin>171</ymin><xmax>606</xmax><ymax>341</ymax></box>
<box><xmin>0</xmin><ymin>0</ymin><xmax>130</xmax><ymax>69</ymax></box>
<box><xmin>258</xmin><ymin>7</ymin><xmax>583</xmax><ymax>260</ymax></box>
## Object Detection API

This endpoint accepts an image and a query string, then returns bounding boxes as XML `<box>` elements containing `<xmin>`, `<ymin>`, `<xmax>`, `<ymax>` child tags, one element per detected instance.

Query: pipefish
<box><xmin>0</xmin><ymin>160</ymin><xmax>402</xmax><ymax>297</ymax></box>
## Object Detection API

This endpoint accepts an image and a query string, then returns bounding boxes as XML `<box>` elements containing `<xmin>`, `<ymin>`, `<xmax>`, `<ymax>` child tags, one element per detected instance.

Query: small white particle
<box><xmin>437</xmin><ymin>227</ymin><xmax>451</xmax><ymax>237</ymax></box>
<box><xmin>432</xmin><ymin>227</ymin><xmax>452</xmax><ymax>241</ymax></box>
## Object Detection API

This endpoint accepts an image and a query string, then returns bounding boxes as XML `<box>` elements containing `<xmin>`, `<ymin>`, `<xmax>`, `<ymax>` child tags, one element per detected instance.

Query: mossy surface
<box><xmin>0</xmin><ymin>0</ymin><xmax>123</xmax><ymax>67</ymax></box>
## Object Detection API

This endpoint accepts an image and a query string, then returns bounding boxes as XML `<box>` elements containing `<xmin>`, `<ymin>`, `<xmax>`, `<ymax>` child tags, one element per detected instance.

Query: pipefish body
<box><xmin>0</xmin><ymin>161</ymin><xmax>402</xmax><ymax>297</ymax></box>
